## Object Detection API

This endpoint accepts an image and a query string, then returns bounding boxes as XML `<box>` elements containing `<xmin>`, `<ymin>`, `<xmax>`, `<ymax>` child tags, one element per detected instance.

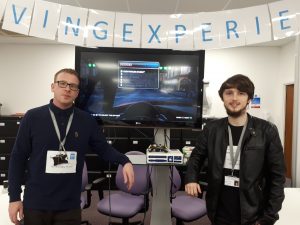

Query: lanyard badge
<box><xmin>49</xmin><ymin>108</ymin><xmax>74</xmax><ymax>155</ymax></box>
<box><xmin>46</xmin><ymin>108</ymin><xmax>77</xmax><ymax>173</ymax></box>
<box><xmin>225</xmin><ymin>121</ymin><xmax>247</xmax><ymax>188</ymax></box>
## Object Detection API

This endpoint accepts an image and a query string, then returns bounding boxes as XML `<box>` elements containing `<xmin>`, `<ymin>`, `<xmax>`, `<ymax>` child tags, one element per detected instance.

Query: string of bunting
<box><xmin>0</xmin><ymin>0</ymin><xmax>299</xmax><ymax>50</ymax></box>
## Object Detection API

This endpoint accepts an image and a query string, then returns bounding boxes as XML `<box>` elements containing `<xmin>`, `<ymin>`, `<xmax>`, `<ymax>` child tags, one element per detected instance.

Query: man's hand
<box><xmin>185</xmin><ymin>182</ymin><xmax>202</xmax><ymax>197</ymax></box>
<box><xmin>123</xmin><ymin>163</ymin><xmax>135</xmax><ymax>190</ymax></box>
<box><xmin>8</xmin><ymin>201</ymin><xmax>23</xmax><ymax>225</ymax></box>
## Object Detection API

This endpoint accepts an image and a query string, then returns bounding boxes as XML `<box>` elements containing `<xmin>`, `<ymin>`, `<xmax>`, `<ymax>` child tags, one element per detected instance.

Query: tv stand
<box><xmin>150</xmin><ymin>128</ymin><xmax>172</xmax><ymax>225</ymax></box>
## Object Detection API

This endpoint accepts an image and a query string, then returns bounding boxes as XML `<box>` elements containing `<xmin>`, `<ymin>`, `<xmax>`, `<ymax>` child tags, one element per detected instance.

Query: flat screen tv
<box><xmin>75</xmin><ymin>47</ymin><xmax>205</xmax><ymax>128</ymax></box>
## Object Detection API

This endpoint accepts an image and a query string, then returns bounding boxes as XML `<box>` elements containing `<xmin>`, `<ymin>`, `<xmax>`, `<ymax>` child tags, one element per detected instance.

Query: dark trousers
<box><xmin>24</xmin><ymin>208</ymin><xmax>81</xmax><ymax>225</ymax></box>
<box><xmin>213</xmin><ymin>216</ymin><xmax>241</xmax><ymax>225</ymax></box>
<box><xmin>213</xmin><ymin>216</ymin><xmax>256</xmax><ymax>225</ymax></box>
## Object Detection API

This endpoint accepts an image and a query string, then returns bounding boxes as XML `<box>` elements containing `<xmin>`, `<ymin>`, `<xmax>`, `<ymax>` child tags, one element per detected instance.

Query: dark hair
<box><xmin>54</xmin><ymin>68</ymin><xmax>80</xmax><ymax>83</ymax></box>
<box><xmin>218</xmin><ymin>74</ymin><xmax>255</xmax><ymax>100</ymax></box>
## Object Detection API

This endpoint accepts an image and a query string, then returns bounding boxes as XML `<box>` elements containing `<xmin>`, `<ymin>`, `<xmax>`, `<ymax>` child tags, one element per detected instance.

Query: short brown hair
<box><xmin>218</xmin><ymin>74</ymin><xmax>255</xmax><ymax>100</ymax></box>
<box><xmin>54</xmin><ymin>68</ymin><xmax>80</xmax><ymax>83</ymax></box>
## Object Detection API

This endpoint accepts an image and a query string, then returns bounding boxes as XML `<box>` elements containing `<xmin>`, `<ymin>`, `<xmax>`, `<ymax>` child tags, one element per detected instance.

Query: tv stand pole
<box><xmin>150</xmin><ymin>128</ymin><xmax>172</xmax><ymax>225</ymax></box>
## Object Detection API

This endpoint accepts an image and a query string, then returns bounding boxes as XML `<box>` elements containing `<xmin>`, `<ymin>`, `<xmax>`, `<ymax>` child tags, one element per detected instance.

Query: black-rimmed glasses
<box><xmin>55</xmin><ymin>81</ymin><xmax>79</xmax><ymax>91</ymax></box>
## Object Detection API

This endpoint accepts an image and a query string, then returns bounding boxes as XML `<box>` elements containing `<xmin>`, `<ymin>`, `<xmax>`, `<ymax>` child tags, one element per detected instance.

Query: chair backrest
<box><xmin>115</xmin><ymin>151</ymin><xmax>149</xmax><ymax>195</ymax></box>
<box><xmin>81</xmin><ymin>162</ymin><xmax>88</xmax><ymax>191</ymax></box>
<box><xmin>170</xmin><ymin>166</ymin><xmax>181</xmax><ymax>194</ymax></box>
<box><xmin>149</xmin><ymin>165</ymin><xmax>181</xmax><ymax>194</ymax></box>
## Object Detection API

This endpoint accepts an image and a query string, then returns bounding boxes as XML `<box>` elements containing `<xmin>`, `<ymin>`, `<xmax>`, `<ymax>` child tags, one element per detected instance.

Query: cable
<box><xmin>222</xmin><ymin>0</ymin><xmax>232</xmax><ymax>11</ymax></box>
<box><xmin>169</xmin><ymin>166</ymin><xmax>174</xmax><ymax>203</ymax></box>
<box><xmin>140</xmin><ymin>164</ymin><xmax>151</xmax><ymax>225</ymax></box>
<box><xmin>153</xmin><ymin>128</ymin><xmax>159</xmax><ymax>144</ymax></box>
<box><xmin>74</xmin><ymin>0</ymin><xmax>82</xmax><ymax>8</ymax></box>
<box><xmin>174</xmin><ymin>0</ymin><xmax>180</xmax><ymax>14</ymax></box>
<box><xmin>134</xmin><ymin>128</ymin><xmax>154</xmax><ymax>148</ymax></box>
<box><xmin>166</xmin><ymin>132</ymin><xmax>170</xmax><ymax>143</ymax></box>
<box><xmin>134</xmin><ymin>127</ymin><xmax>153</xmax><ymax>139</ymax></box>
<box><xmin>108</xmin><ymin>161</ymin><xmax>112</xmax><ymax>225</ymax></box>
<box><xmin>125</xmin><ymin>0</ymin><xmax>131</xmax><ymax>12</ymax></box>
<box><xmin>164</xmin><ymin>129</ymin><xmax>167</xmax><ymax>147</ymax></box>
<box><xmin>163</xmin><ymin>128</ymin><xmax>171</xmax><ymax>148</ymax></box>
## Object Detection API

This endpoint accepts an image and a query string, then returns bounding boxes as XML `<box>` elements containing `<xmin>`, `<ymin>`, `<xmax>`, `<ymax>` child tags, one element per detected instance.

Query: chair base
<box><xmin>176</xmin><ymin>219</ymin><xmax>184</xmax><ymax>225</ymax></box>
<box><xmin>81</xmin><ymin>220</ymin><xmax>91</xmax><ymax>225</ymax></box>
<box><xmin>108</xmin><ymin>219</ymin><xmax>143</xmax><ymax>225</ymax></box>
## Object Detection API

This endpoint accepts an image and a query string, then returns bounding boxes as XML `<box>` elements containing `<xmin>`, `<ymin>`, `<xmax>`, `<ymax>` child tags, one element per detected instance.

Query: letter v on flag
<box><xmin>2</xmin><ymin>0</ymin><xmax>34</xmax><ymax>35</ymax></box>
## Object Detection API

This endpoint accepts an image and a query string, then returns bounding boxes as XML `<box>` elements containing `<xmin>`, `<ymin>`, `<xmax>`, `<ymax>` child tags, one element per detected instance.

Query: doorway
<box><xmin>284</xmin><ymin>84</ymin><xmax>294</xmax><ymax>179</ymax></box>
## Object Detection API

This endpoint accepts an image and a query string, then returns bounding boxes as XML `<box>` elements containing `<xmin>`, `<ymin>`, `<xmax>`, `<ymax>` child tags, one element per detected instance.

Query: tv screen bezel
<box><xmin>75</xmin><ymin>46</ymin><xmax>205</xmax><ymax>129</ymax></box>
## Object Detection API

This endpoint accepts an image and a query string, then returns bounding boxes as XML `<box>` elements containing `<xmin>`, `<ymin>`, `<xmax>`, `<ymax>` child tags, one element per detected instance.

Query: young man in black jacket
<box><xmin>185</xmin><ymin>74</ymin><xmax>285</xmax><ymax>225</ymax></box>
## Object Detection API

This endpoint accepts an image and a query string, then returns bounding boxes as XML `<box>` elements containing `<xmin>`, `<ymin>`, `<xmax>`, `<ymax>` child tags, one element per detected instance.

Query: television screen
<box><xmin>75</xmin><ymin>47</ymin><xmax>205</xmax><ymax>128</ymax></box>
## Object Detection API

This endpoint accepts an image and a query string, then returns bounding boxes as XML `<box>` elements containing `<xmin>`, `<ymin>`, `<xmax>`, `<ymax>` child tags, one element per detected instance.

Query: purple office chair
<box><xmin>96</xmin><ymin>151</ymin><xmax>150</xmax><ymax>225</ymax></box>
<box><xmin>170</xmin><ymin>166</ymin><xmax>207</xmax><ymax>225</ymax></box>
<box><xmin>81</xmin><ymin>162</ymin><xmax>92</xmax><ymax>225</ymax></box>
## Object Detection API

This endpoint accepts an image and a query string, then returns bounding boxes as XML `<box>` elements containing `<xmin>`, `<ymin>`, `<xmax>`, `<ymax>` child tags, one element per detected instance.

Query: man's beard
<box><xmin>225</xmin><ymin>104</ymin><xmax>248</xmax><ymax>118</ymax></box>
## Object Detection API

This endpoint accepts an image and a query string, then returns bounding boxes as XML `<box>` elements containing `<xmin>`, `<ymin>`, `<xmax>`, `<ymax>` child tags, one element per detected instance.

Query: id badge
<box><xmin>224</xmin><ymin>176</ymin><xmax>239</xmax><ymax>188</ymax></box>
<box><xmin>45</xmin><ymin>150</ymin><xmax>77</xmax><ymax>174</ymax></box>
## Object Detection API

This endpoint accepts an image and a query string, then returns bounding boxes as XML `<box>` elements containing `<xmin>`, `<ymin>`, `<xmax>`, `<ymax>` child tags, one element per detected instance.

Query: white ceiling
<box><xmin>0</xmin><ymin>0</ymin><xmax>294</xmax><ymax>46</ymax></box>
<box><xmin>48</xmin><ymin>0</ymin><xmax>279</xmax><ymax>14</ymax></box>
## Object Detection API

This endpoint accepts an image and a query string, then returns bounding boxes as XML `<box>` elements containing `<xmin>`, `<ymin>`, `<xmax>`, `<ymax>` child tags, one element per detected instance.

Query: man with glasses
<box><xmin>8</xmin><ymin>68</ymin><xmax>134</xmax><ymax>225</ymax></box>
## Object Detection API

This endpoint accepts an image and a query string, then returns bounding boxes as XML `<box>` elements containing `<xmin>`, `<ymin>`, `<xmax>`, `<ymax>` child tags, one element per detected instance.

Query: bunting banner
<box><xmin>2</xmin><ymin>0</ymin><xmax>34</xmax><ymax>35</ymax></box>
<box><xmin>57</xmin><ymin>4</ymin><xmax>88</xmax><ymax>46</ymax></box>
<box><xmin>113</xmin><ymin>12</ymin><xmax>141</xmax><ymax>48</ymax></box>
<box><xmin>86</xmin><ymin>9</ymin><xmax>115</xmax><ymax>48</ymax></box>
<box><xmin>193</xmin><ymin>12</ymin><xmax>222</xmax><ymax>50</ymax></box>
<box><xmin>1</xmin><ymin>0</ymin><xmax>300</xmax><ymax>50</ymax></box>
<box><xmin>141</xmin><ymin>14</ymin><xmax>170</xmax><ymax>49</ymax></box>
<box><xmin>269</xmin><ymin>0</ymin><xmax>300</xmax><ymax>39</ymax></box>
<box><xmin>241</xmin><ymin>5</ymin><xmax>271</xmax><ymax>45</ymax></box>
<box><xmin>29</xmin><ymin>0</ymin><xmax>61</xmax><ymax>40</ymax></box>
<box><xmin>168</xmin><ymin>14</ymin><xmax>194</xmax><ymax>50</ymax></box>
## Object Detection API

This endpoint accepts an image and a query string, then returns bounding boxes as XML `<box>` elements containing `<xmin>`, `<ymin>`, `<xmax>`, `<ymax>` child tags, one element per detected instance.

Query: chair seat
<box><xmin>171</xmin><ymin>195</ymin><xmax>207</xmax><ymax>222</ymax></box>
<box><xmin>97</xmin><ymin>192</ymin><xmax>145</xmax><ymax>218</ymax></box>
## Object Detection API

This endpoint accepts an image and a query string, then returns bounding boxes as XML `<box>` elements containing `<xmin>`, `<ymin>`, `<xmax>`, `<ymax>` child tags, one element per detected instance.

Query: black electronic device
<box><xmin>147</xmin><ymin>144</ymin><xmax>169</xmax><ymax>153</ymax></box>
<box><xmin>75</xmin><ymin>47</ymin><xmax>205</xmax><ymax>128</ymax></box>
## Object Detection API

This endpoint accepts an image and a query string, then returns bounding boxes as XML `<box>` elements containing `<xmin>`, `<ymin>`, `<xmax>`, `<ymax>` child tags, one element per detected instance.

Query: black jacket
<box><xmin>185</xmin><ymin>114</ymin><xmax>285</xmax><ymax>225</ymax></box>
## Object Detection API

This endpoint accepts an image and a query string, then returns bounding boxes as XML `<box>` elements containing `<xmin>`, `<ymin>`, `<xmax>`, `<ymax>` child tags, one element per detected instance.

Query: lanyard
<box><xmin>49</xmin><ymin>108</ymin><xmax>74</xmax><ymax>153</ymax></box>
<box><xmin>227</xmin><ymin>122</ymin><xmax>247</xmax><ymax>176</ymax></box>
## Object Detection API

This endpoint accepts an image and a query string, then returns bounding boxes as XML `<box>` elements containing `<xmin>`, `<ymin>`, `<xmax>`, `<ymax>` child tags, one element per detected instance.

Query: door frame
<box><xmin>284</xmin><ymin>84</ymin><xmax>294</xmax><ymax>179</ymax></box>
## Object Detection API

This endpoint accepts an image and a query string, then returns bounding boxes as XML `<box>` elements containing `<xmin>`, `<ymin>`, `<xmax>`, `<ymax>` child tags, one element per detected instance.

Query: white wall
<box><xmin>204</xmin><ymin>46</ymin><xmax>293</xmax><ymax>140</ymax></box>
<box><xmin>279</xmin><ymin>41</ymin><xmax>296</xmax><ymax>84</ymax></box>
<box><xmin>0</xmin><ymin>44</ymin><xmax>75</xmax><ymax>115</ymax></box>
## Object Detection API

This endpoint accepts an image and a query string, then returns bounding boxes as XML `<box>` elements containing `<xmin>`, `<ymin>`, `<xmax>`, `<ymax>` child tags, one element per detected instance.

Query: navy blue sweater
<box><xmin>8</xmin><ymin>101</ymin><xmax>130</xmax><ymax>210</ymax></box>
